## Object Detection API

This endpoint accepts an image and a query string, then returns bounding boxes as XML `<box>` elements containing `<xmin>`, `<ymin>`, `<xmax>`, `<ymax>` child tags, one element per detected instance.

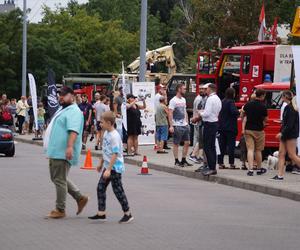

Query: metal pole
<box><xmin>139</xmin><ymin>0</ymin><xmax>147</xmax><ymax>82</ymax></box>
<box><xmin>21</xmin><ymin>0</ymin><xmax>27</xmax><ymax>96</ymax></box>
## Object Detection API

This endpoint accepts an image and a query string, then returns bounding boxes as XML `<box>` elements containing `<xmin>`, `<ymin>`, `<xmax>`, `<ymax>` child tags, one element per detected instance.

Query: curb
<box><xmin>15</xmin><ymin>138</ymin><xmax>300</xmax><ymax>202</ymax></box>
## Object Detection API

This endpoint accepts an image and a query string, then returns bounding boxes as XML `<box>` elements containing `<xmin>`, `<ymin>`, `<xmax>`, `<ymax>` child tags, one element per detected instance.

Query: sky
<box><xmin>7</xmin><ymin>0</ymin><xmax>88</xmax><ymax>23</ymax></box>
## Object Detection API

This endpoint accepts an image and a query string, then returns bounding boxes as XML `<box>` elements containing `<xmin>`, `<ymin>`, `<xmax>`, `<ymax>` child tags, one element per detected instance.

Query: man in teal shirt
<box><xmin>45</xmin><ymin>86</ymin><xmax>88</xmax><ymax>219</ymax></box>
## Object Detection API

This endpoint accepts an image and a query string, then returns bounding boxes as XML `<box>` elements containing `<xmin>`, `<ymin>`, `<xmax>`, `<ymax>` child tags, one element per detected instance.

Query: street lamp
<box><xmin>139</xmin><ymin>0</ymin><xmax>147</xmax><ymax>82</ymax></box>
<box><xmin>21</xmin><ymin>0</ymin><xmax>27</xmax><ymax>96</ymax></box>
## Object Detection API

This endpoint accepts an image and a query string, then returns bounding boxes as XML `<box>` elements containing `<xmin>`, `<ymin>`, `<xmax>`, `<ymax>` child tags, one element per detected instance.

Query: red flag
<box><xmin>258</xmin><ymin>4</ymin><xmax>266</xmax><ymax>41</ymax></box>
<box><xmin>271</xmin><ymin>17</ymin><xmax>278</xmax><ymax>41</ymax></box>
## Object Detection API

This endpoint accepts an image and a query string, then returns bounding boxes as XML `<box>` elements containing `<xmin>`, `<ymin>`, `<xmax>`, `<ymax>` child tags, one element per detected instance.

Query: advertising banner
<box><xmin>47</xmin><ymin>69</ymin><xmax>59</xmax><ymax>118</ymax></box>
<box><xmin>274</xmin><ymin>45</ymin><xmax>293</xmax><ymax>83</ymax></box>
<box><xmin>291</xmin><ymin>46</ymin><xmax>300</xmax><ymax>150</ymax></box>
<box><xmin>132</xmin><ymin>82</ymin><xmax>156</xmax><ymax>145</ymax></box>
<box><xmin>28</xmin><ymin>73</ymin><xmax>38</xmax><ymax>130</ymax></box>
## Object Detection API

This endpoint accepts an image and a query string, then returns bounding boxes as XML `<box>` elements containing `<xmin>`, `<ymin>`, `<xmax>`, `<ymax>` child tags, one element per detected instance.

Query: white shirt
<box><xmin>154</xmin><ymin>93</ymin><xmax>163</xmax><ymax>111</ymax></box>
<box><xmin>280</xmin><ymin>101</ymin><xmax>288</xmax><ymax>121</ymax></box>
<box><xmin>193</xmin><ymin>95</ymin><xmax>201</xmax><ymax>117</ymax></box>
<box><xmin>200</xmin><ymin>93</ymin><xmax>221</xmax><ymax>122</ymax></box>
<box><xmin>169</xmin><ymin>96</ymin><xmax>188</xmax><ymax>126</ymax></box>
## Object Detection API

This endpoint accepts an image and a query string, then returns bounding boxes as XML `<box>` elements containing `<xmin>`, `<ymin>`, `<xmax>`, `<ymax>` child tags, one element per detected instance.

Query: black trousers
<box><xmin>218</xmin><ymin>131</ymin><xmax>236</xmax><ymax>165</ymax></box>
<box><xmin>203</xmin><ymin>122</ymin><xmax>218</xmax><ymax>170</ymax></box>
<box><xmin>17</xmin><ymin>115</ymin><xmax>25</xmax><ymax>134</ymax></box>
<box><xmin>97</xmin><ymin>170</ymin><xmax>129</xmax><ymax>212</ymax></box>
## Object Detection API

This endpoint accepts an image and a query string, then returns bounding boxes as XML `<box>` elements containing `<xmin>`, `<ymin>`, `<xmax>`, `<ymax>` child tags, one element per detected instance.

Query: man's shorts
<box><xmin>193</xmin><ymin>125</ymin><xmax>200</xmax><ymax>146</ymax></box>
<box><xmin>244</xmin><ymin>130</ymin><xmax>265</xmax><ymax>151</ymax></box>
<box><xmin>156</xmin><ymin>125</ymin><xmax>168</xmax><ymax>142</ymax></box>
<box><xmin>173</xmin><ymin>126</ymin><xmax>190</xmax><ymax>145</ymax></box>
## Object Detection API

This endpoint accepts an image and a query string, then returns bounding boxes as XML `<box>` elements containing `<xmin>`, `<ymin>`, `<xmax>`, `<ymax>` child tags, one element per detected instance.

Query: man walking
<box><xmin>199</xmin><ymin>83</ymin><xmax>221</xmax><ymax>176</ymax></box>
<box><xmin>168</xmin><ymin>83</ymin><xmax>192</xmax><ymax>167</ymax></box>
<box><xmin>94</xmin><ymin>95</ymin><xmax>107</xmax><ymax>150</ymax></box>
<box><xmin>243</xmin><ymin>89</ymin><xmax>268</xmax><ymax>176</ymax></box>
<box><xmin>44</xmin><ymin>86</ymin><xmax>88</xmax><ymax>219</ymax></box>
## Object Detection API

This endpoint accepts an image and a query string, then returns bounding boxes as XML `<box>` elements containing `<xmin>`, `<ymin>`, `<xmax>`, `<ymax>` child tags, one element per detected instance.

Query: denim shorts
<box><xmin>156</xmin><ymin>125</ymin><xmax>168</xmax><ymax>142</ymax></box>
<box><xmin>173</xmin><ymin>126</ymin><xmax>190</xmax><ymax>145</ymax></box>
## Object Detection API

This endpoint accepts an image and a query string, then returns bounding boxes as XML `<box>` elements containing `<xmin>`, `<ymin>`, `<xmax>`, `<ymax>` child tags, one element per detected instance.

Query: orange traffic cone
<box><xmin>81</xmin><ymin>149</ymin><xmax>95</xmax><ymax>170</ymax></box>
<box><xmin>139</xmin><ymin>155</ymin><xmax>151</xmax><ymax>175</ymax></box>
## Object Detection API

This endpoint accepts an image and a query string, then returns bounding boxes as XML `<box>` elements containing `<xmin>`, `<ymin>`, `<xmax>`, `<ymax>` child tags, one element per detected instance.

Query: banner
<box><xmin>291</xmin><ymin>46</ymin><xmax>300</xmax><ymax>150</ymax></box>
<box><xmin>47</xmin><ymin>69</ymin><xmax>59</xmax><ymax>118</ymax></box>
<box><xmin>28</xmin><ymin>73</ymin><xmax>38</xmax><ymax>130</ymax></box>
<box><xmin>121</xmin><ymin>62</ymin><xmax>127</xmax><ymax>131</ymax></box>
<box><xmin>274</xmin><ymin>45</ymin><xmax>293</xmax><ymax>83</ymax></box>
<box><xmin>132</xmin><ymin>82</ymin><xmax>156</xmax><ymax>145</ymax></box>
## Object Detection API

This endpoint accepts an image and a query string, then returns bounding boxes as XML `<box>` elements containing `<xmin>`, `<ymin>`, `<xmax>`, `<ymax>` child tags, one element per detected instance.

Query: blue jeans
<box><xmin>203</xmin><ymin>122</ymin><xmax>218</xmax><ymax>170</ymax></box>
<box><xmin>156</xmin><ymin>125</ymin><xmax>168</xmax><ymax>141</ymax></box>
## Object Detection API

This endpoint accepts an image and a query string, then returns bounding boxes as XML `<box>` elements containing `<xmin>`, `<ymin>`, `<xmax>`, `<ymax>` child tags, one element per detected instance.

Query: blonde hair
<box><xmin>102</xmin><ymin>111</ymin><xmax>116</xmax><ymax>125</ymax></box>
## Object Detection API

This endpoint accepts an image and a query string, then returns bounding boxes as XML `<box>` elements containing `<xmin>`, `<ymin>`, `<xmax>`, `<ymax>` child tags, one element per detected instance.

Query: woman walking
<box><xmin>218</xmin><ymin>88</ymin><xmax>240</xmax><ymax>169</ymax></box>
<box><xmin>126</xmin><ymin>94</ymin><xmax>146</xmax><ymax>156</ymax></box>
<box><xmin>271</xmin><ymin>91</ymin><xmax>300</xmax><ymax>180</ymax></box>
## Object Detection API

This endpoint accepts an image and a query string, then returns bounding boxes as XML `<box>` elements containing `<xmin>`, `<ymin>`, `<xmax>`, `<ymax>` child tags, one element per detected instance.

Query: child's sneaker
<box><xmin>119</xmin><ymin>214</ymin><xmax>134</xmax><ymax>224</ymax></box>
<box><xmin>88</xmin><ymin>214</ymin><xmax>107</xmax><ymax>221</ymax></box>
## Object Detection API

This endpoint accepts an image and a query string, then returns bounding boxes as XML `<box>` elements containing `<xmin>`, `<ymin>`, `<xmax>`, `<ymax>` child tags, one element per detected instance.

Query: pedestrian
<box><xmin>189</xmin><ymin>84</ymin><xmax>208</xmax><ymax>163</ymax></box>
<box><xmin>168</xmin><ymin>83</ymin><xmax>193</xmax><ymax>167</ymax></box>
<box><xmin>271</xmin><ymin>91</ymin><xmax>300</xmax><ymax>180</ymax></box>
<box><xmin>8</xmin><ymin>98</ymin><xmax>17</xmax><ymax>132</ymax></box>
<box><xmin>1</xmin><ymin>93</ymin><xmax>7</xmax><ymax>104</ymax></box>
<box><xmin>199</xmin><ymin>83</ymin><xmax>222</xmax><ymax>176</ymax></box>
<box><xmin>27</xmin><ymin>96</ymin><xmax>34</xmax><ymax>134</ymax></box>
<box><xmin>16</xmin><ymin>96</ymin><xmax>29</xmax><ymax>135</ymax></box>
<box><xmin>126</xmin><ymin>94</ymin><xmax>146</xmax><ymax>156</ymax></box>
<box><xmin>104</xmin><ymin>97</ymin><xmax>111</xmax><ymax>111</ymax></box>
<box><xmin>243</xmin><ymin>89</ymin><xmax>268</xmax><ymax>176</ymax></box>
<box><xmin>0</xmin><ymin>99</ymin><xmax>13</xmax><ymax>127</ymax></box>
<box><xmin>78</xmin><ymin>94</ymin><xmax>93</xmax><ymax>150</ymax></box>
<box><xmin>94</xmin><ymin>95</ymin><xmax>107</xmax><ymax>150</ymax></box>
<box><xmin>155</xmin><ymin>96</ymin><xmax>169</xmax><ymax>154</ymax></box>
<box><xmin>37</xmin><ymin>102</ymin><xmax>46</xmax><ymax>138</ymax></box>
<box><xmin>90</xmin><ymin>92</ymin><xmax>100</xmax><ymax>143</ymax></box>
<box><xmin>88</xmin><ymin>111</ymin><xmax>133</xmax><ymax>223</ymax></box>
<box><xmin>44</xmin><ymin>86</ymin><xmax>88</xmax><ymax>219</ymax></box>
<box><xmin>217</xmin><ymin>88</ymin><xmax>240</xmax><ymax>169</ymax></box>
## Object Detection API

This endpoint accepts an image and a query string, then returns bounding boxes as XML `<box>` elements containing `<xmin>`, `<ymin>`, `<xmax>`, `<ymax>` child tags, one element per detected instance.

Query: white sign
<box><xmin>252</xmin><ymin>65</ymin><xmax>259</xmax><ymax>78</ymax></box>
<box><xmin>28</xmin><ymin>73</ymin><xmax>38</xmax><ymax>130</ymax></box>
<box><xmin>132</xmin><ymin>82</ymin><xmax>156</xmax><ymax>145</ymax></box>
<box><xmin>291</xmin><ymin>46</ymin><xmax>300</xmax><ymax>151</ymax></box>
<box><xmin>274</xmin><ymin>45</ymin><xmax>293</xmax><ymax>83</ymax></box>
<box><xmin>121</xmin><ymin>62</ymin><xmax>127</xmax><ymax>131</ymax></box>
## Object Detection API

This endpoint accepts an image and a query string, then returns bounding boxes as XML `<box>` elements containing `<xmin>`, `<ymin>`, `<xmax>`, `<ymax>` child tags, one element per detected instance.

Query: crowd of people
<box><xmin>1</xmin><ymin>80</ymin><xmax>300</xmax><ymax>181</ymax></box>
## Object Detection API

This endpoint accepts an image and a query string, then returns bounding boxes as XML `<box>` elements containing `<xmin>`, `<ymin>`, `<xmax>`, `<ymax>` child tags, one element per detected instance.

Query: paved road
<box><xmin>0</xmin><ymin>143</ymin><xmax>300</xmax><ymax>250</ymax></box>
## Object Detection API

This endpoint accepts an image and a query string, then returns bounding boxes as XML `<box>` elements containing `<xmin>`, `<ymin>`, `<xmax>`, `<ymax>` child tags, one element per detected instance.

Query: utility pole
<box><xmin>21</xmin><ymin>0</ymin><xmax>27</xmax><ymax>96</ymax></box>
<box><xmin>139</xmin><ymin>0</ymin><xmax>147</xmax><ymax>82</ymax></box>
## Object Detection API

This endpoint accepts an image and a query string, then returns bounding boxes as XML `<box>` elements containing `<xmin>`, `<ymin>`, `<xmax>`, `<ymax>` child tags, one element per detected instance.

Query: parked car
<box><xmin>0</xmin><ymin>126</ymin><xmax>15</xmax><ymax>157</ymax></box>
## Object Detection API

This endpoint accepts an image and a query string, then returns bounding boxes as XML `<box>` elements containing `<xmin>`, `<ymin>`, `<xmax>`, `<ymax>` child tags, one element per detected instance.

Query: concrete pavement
<box><xmin>1</xmin><ymin>142</ymin><xmax>300</xmax><ymax>250</ymax></box>
<box><xmin>15</xmin><ymin>134</ymin><xmax>300</xmax><ymax>202</ymax></box>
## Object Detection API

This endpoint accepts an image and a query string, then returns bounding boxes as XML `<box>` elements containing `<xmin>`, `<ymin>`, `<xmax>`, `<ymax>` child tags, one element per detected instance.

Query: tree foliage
<box><xmin>0</xmin><ymin>0</ymin><xmax>299</xmax><ymax>97</ymax></box>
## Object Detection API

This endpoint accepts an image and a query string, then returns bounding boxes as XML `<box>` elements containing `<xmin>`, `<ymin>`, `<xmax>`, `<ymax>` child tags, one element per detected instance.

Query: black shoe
<box><xmin>95</xmin><ymin>145</ymin><xmax>99</xmax><ymax>151</ymax></box>
<box><xmin>195</xmin><ymin>165</ymin><xmax>209</xmax><ymax>172</ymax></box>
<box><xmin>88</xmin><ymin>214</ymin><xmax>107</xmax><ymax>221</ymax></box>
<box><xmin>181</xmin><ymin>160</ymin><xmax>193</xmax><ymax>167</ymax></box>
<box><xmin>247</xmin><ymin>171</ymin><xmax>254</xmax><ymax>176</ymax></box>
<box><xmin>90</xmin><ymin>136</ymin><xmax>94</xmax><ymax>142</ymax></box>
<box><xmin>270</xmin><ymin>175</ymin><xmax>284</xmax><ymax>181</ymax></box>
<box><xmin>163</xmin><ymin>146</ymin><xmax>171</xmax><ymax>150</ymax></box>
<box><xmin>82</xmin><ymin>144</ymin><xmax>86</xmax><ymax>150</ymax></box>
<box><xmin>202</xmin><ymin>169</ymin><xmax>217</xmax><ymax>176</ymax></box>
<box><xmin>257</xmin><ymin>168</ymin><xmax>267</xmax><ymax>175</ymax></box>
<box><xmin>119</xmin><ymin>214</ymin><xmax>134</xmax><ymax>224</ymax></box>
<box><xmin>292</xmin><ymin>167</ymin><xmax>300</xmax><ymax>175</ymax></box>
<box><xmin>175</xmin><ymin>161</ymin><xmax>184</xmax><ymax>167</ymax></box>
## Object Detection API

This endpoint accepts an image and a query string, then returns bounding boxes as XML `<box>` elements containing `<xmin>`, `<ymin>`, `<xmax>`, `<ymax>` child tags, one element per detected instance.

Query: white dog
<box><xmin>267</xmin><ymin>151</ymin><xmax>279</xmax><ymax>170</ymax></box>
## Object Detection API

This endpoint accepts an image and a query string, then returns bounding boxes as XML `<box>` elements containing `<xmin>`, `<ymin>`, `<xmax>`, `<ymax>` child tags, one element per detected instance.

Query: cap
<box><xmin>59</xmin><ymin>86</ymin><xmax>74</xmax><ymax>96</ymax></box>
<box><xmin>202</xmin><ymin>83</ymin><xmax>210</xmax><ymax>89</ymax></box>
<box><xmin>126</xmin><ymin>94</ymin><xmax>137</xmax><ymax>99</ymax></box>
